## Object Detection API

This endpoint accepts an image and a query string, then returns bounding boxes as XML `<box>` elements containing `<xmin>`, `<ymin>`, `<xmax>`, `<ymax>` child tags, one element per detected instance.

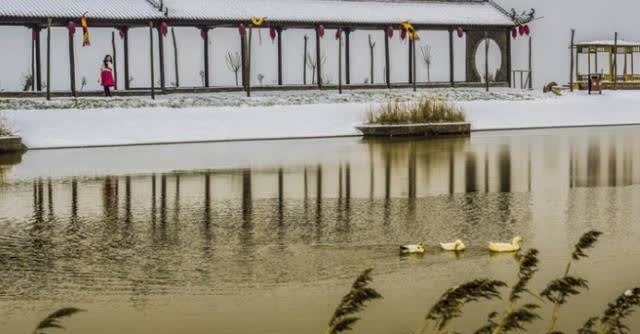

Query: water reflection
<box><xmin>1</xmin><ymin>127</ymin><xmax>640</xmax><ymax>333</ymax></box>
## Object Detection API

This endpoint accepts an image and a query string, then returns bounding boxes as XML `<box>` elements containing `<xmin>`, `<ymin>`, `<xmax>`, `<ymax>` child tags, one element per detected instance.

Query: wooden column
<box><xmin>31</xmin><ymin>32</ymin><xmax>35</xmax><ymax>91</ymax></box>
<box><xmin>614</xmin><ymin>32</ymin><xmax>618</xmax><ymax>90</ymax></box>
<box><xmin>316</xmin><ymin>27</ymin><xmax>322</xmax><ymax>89</ymax></box>
<box><xmin>123</xmin><ymin>28</ymin><xmax>130</xmax><ymax>90</ymax></box>
<box><xmin>344</xmin><ymin>28</ymin><xmax>351</xmax><ymax>85</ymax></box>
<box><xmin>203</xmin><ymin>28</ymin><xmax>210</xmax><ymax>87</ymax></box>
<box><xmin>412</xmin><ymin>39</ymin><xmax>417</xmax><ymax>92</ymax></box>
<box><xmin>171</xmin><ymin>27</ymin><xmax>179</xmax><ymax>87</ymax></box>
<box><xmin>484</xmin><ymin>31</ymin><xmax>489</xmax><ymax>92</ymax></box>
<box><xmin>569</xmin><ymin>29</ymin><xmax>575</xmax><ymax>92</ymax></box>
<box><xmin>506</xmin><ymin>28</ymin><xmax>512</xmax><ymax>88</ymax></box>
<box><xmin>35</xmin><ymin>27</ymin><xmax>42</xmax><ymax>91</ymax></box>
<box><xmin>408</xmin><ymin>39</ymin><xmax>413</xmax><ymax>83</ymax></box>
<box><xmin>149</xmin><ymin>22</ymin><xmax>155</xmax><ymax>99</ymax></box>
<box><xmin>338</xmin><ymin>29</ymin><xmax>343</xmax><ymax>94</ymax></box>
<box><xmin>448</xmin><ymin>27</ymin><xmax>454</xmax><ymax>87</ymax></box>
<box><xmin>240</xmin><ymin>33</ymin><xmax>246</xmax><ymax>88</ymax></box>
<box><xmin>246</xmin><ymin>27</ymin><xmax>252</xmax><ymax>97</ymax></box>
<box><xmin>277</xmin><ymin>27</ymin><xmax>283</xmax><ymax>85</ymax></box>
<box><xmin>111</xmin><ymin>31</ymin><xmax>118</xmax><ymax>90</ymax></box>
<box><xmin>68</xmin><ymin>26</ymin><xmax>76</xmax><ymax>97</ymax></box>
<box><xmin>528</xmin><ymin>36</ymin><xmax>533</xmax><ymax>89</ymax></box>
<box><xmin>384</xmin><ymin>28</ymin><xmax>390</xmax><ymax>88</ymax></box>
<box><xmin>46</xmin><ymin>19</ymin><xmax>51</xmax><ymax>101</ymax></box>
<box><xmin>157</xmin><ymin>25</ymin><xmax>166</xmax><ymax>92</ymax></box>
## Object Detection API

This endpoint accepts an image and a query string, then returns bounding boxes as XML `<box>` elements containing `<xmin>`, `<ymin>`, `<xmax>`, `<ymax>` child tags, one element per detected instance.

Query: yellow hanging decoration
<box><xmin>401</xmin><ymin>21</ymin><xmax>420</xmax><ymax>41</ymax></box>
<box><xmin>250</xmin><ymin>17</ymin><xmax>266</xmax><ymax>26</ymax></box>
<box><xmin>81</xmin><ymin>13</ymin><xmax>90</xmax><ymax>46</ymax></box>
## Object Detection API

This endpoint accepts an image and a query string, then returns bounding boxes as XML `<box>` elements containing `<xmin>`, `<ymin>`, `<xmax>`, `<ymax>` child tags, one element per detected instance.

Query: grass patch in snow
<box><xmin>367</xmin><ymin>95</ymin><xmax>466</xmax><ymax>125</ymax></box>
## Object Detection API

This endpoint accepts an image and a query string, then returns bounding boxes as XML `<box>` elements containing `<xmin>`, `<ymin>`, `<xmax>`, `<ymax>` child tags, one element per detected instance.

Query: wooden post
<box><xmin>449</xmin><ymin>27</ymin><xmax>454</xmax><ymax>87</ymax></box>
<box><xmin>528</xmin><ymin>35</ymin><xmax>533</xmax><ymax>90</ymax></box>
<box><xmin>157</xmin><ymin>25</ymin><xmax>166</xmax><ymax>92</ymax></box>
<box><xmin>35</xmin><ymin>27</ymin><xmax>42</xmax><ymax>91</ymax></box>
<box><xmin>632</xmin><ymin>49</ymin><xmax>635</xmax><ymax>77</ymax></box>
<box><xmin>316</xmin><ymin>27</ymin><xmax>322</xmax><ymax>89</ymax></box>
<box><xmin>123</xmin><ymin>27</ymin><xmax>130</xmax><ymax>90</ymax></box>
<box><xmin>68</xmin><ymin>25</ymin><xmax>76</xmax><ymax>97</ymax></box>
<box><xmin>31</xmin><ymin>31</ymin><xmax>36</xmax><ymax>91</ymax></box>
<box><xmin>240</xmin><ymin>33</ymin><xmax>246</xmax><ymax>88</ymax></box>
<box><xmin>171</xmin><ymin>27</ymin><xmax>179</xmax><ymax>87</ymax></box>
<box><xmin>506</xmin><ymin>28</ymin><xmax>512</xmax><ymax>88</ymax></box>
<box><xmin>412</xmin><ymin>39</ymin><xmax>417</xmax><ymax>92</ymax></box>
<box><xmin>203</xmin><ymin>28</ymin><xmax>210</xmax><ymax>87</ymax></box>
<box><xmin>384</xmin><ymin>28</ymin><xmax>390</xmax><ymax>88</ymax></box>
<box><xmin>338</xmin><ymin>29</ymin><xmax>343</xmax><ymax>94</ymax></box>
<box><xmin>303</xmin><ymin>35</ymin><xmax>308</xmax><ymax>85</ymax></box>
<box><xmin>246</xmin><ymin>26</ymin><xmax>252</xmax><ymax>97</ymax></box>
<box><xmin>484</xmin><ymin>31</ymin><xmax>489</xmax><ymax>92</ymax></box>
<box><xmin>149</xmin><ymin>22</ymin><xmax>155</xmax><ymax>99</ymax></box>
<box><xmin>408</xmin><ymin>39</ymin><xmax>413</xmax><ymax>83</ymax></box>
<box><xmin>570</xmin><ymin>29</ymin><xmax>575</xmax><ymax>92</ymax></box>
<box><xmin>46</xmin><ymin>18</ymin><xmax>51</xmax><ymax>101</ymax></box>
<box><xmin>344</xmin><ymin>28</ymin><xmax>351</xmax><ymax>85</ymax></box>
<box><xmin>614</xmin><ymin>32</ymin><xmax>618</xmax><ymax>90</ymax></box>
<box><xmin>111</xmin><ymin>31</ymin><xmax>118</xmax><ymax>90</ymax></box>
<box><xmin>277</xmin><ymin>27</ymin><xmax>283</xmax><ymax>85</ymax></box>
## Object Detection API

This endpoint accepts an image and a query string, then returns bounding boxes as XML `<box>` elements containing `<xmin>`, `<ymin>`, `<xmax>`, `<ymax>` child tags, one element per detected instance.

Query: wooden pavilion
<box><xmin>0</xmin><ymin>0</ymin><xmax>531</xmax><ymax>99</ymax></box>
<box><xmin>573</xmin><ymin>39</ymin><xmax>640</xmax><ymax>90</ymax></box>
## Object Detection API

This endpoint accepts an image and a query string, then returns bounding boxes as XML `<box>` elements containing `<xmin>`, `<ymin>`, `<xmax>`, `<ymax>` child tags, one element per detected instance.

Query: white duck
<box><xmin>400</xmin><ymin>243</ymin><xmax>425</xmax><ymax>254</ymax></box>
<box><xmin>440</xmin><ymin>239</ymin><xmax>466</xmax><ymax>252</ymax></box>
<box><xmin>488</xmin><ymin>236</ymin><xmax>523</xmax><ymax>253</ymax></box>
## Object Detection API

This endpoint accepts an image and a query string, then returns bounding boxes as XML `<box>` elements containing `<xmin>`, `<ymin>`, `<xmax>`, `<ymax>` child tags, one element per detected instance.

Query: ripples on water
<box><xmin>0</xmin><ymin>127</ymin><xmax>639</xmax><ymax>333</ymax></box>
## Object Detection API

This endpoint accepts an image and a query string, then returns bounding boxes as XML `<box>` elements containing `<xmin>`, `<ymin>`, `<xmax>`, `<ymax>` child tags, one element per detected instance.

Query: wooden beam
<box><xmin>46</xmin><ymin>18</ymin><xmax>51</xmax><ymax>101</ymax></box>
<box><xmin>150</xmin><ymin>21</ymin><xmax>155</xmax><ymax>99</ymax></box>
<box><xmin>157</xmin><ymin>25</ymin><xmax>166</xmax><ymax>92</ymax></box>
<box><xmin>277</xmin><ymin>27</ymin><xmax>283</xmax><ymax>85</ymax></box>
<box><xmin>68</xmin><ymin>27</ymin><xmax>76</xmax><ymax>97</ymax></box>
<box><xmin>570</xmin><ymin>29</ymin><xmax>575</xmax><ymax>92</ymax></box>
<box><xmin>35</xmin><ymin>27</ymin><xmax>42</xmax><ymax>91</ymax></box>
<box><xmin>123</xmin><ymin>27</ymin><xmax>130</xmax><ymax>90</ymax></box>
<box><xmin>449</xmin><ymin>27</ymin><xmax>454</xmax><ymax>87</ymax></box>
<box><xmin>384</xmin><ymin>28</ymin><xmax>390</xmax><ymax>88</ymax></box>
<box><xmin>203</xmin><ymin>28</ymin><xmax>210</xmax><ymax>87</ymax></box>
<box><xmin>345</xmin><ymin>28</ymin><xmax>351</xmax><ymax>85</ymax></box>
<box><xmin>316</xmin><ymin>27</ymin><xmax>322</xmax><ymax>89</ymax></box>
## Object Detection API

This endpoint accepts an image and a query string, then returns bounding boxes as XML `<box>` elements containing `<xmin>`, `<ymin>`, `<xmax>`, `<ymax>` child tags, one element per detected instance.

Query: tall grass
<box><xmin>366</xmin><ymin>95</ymin><xmax>466</xmax><ymax>125</ymax></box>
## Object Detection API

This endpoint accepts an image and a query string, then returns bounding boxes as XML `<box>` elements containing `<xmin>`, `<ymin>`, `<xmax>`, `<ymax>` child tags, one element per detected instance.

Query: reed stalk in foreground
<box><xmin>416</xmin><ymin>279</ymin><xmax>506</xmax><ymax>334</ymax></box>
<box><xmin>325</xmin><ymin>268</ymin><xmax>382</xmax><ymax>334</ymax></box>
<box><xmin>33</xmin><ymin>307</ymin><xmax>85</xmax><ymax>334</ymax></box>
<box><xmin>541</xmin><ymin>231</ymin><xmax>602</xmax><ymax>333</ymax></box>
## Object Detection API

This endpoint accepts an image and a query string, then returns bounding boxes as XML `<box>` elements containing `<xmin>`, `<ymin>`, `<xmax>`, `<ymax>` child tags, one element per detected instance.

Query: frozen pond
<box><xmin>1</xmin><ymin>126</ymin><xmax>639</xmax><ymax>333</ymax></box>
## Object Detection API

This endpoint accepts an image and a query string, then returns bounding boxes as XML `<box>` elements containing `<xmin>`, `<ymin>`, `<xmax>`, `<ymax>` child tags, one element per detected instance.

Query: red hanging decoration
<box><xmin>118</xmin><ymin>26</ymin><xmax>128</xmax><ymax>39</ymax></box>
<box><xmin>512</xmin><ymin>27</ymin><xmax>518</xmax><ymax>39</ymax></box>
<box><xmin>335</xmin><ymin>28</ymin><xmax>342</xmax><ymax>40</ymax></box>
<box><xmin>160</xmin><ymin>21</ymin><xmax>169</xmax><ymax>37</ymax></box>
<box><xmin>238</xmin><ymin>23</ymin><xmax>247</xmax><ymax>36</ymax></box>
<box><xmin>316</xmin><ymin>24</ymin><xmax>325</xmax><ymax>38</ymax></box>
<box><xmin>80</xmin><ymin>13</ymin><xmax>90</xmax><ymax>47</ymax></box>
<box><xmin>456</xmin><ymin>27</ymin><xmax>464</xmax><ymax>38</ymax></box>
<box><xmin>386</xmin><ymin>26</ymin><xmax>394</xmax><ymax>38</ymax></box>
<box><xmin>400</xmin><ymin>28</ymin><xmax>407</xmax><ymax>40</ymax></box>
<box><xmin>269</xmin><ymin>25</ymin><xmax>277</xmax><ymax>41</ymax></box>
<box><xmin>518</xmin><ymin>25</ymin><xmax>525</xmax><ymax>36</ymax></box>
<box><xmin>523</xmin><ymin>25</ymin><xmax>530</xmax><ymax>36</ymax></box>
<box><xmin>67</xmin><ymin>21</ymin><xmax>76</xmax><ymax>35</ymax></box>
<box><xmin>31</xmin><ymin>28</ymin><xmax>37</xmax><ymax>41</ymax></box>
<box><xmin>200</xmin><ymin>27</ymin><xmax>208</xmax><ymax>40</ymax></box>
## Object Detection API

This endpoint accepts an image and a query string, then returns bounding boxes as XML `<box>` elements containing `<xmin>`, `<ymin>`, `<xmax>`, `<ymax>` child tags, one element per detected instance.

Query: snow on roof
<box><xmin>163</xmin><ymin>0</ymin><xmax>514</xmax><ymax>26</ymax></box>
<box><xmin>575</xmin><ymin>40</ymin><xmax>640</xmax><ymax>47</ymax></box>
<box><xmin>0</xmin><ymin>0</ymin><xmax>164</xmax><ymax>21</ymax></box>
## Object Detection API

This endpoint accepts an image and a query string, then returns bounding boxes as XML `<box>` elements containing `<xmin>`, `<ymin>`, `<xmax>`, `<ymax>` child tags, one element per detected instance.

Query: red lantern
<box><xmin>317</xmin><ymin>24</ymin><xmax>325</xmax><ymax>38</ymax></box>
<box><xmin>31</xmin><ymin>29</ymin><xmax>37</xmax><ymax>41</ymax></box>
<box><xmin>200</xmin><ymin>28</ymin><xmax>207</xmax><ymax>40</ymax></box>
<box><xmin>386</xmin><ymin>26</ymin><xmax>394</xmax><ymax>38</ymax></box>
<box><xmin>457</xmin><ymin>27</ymin><xmax>464</xmax><ymax>38</ymax></box>
<box><xmin>518</xmin><ymin>25</ymin><xmax>525</xmax><ymax>36</ymax></box>
<box><xmin>523</xmin><ymin>25</ymin><xmax>530</xmax><ymax>36</ymax></box>
<box><xmin>159</xmin><ymin>21</ymin><xmax>168</xmax><ymax>37</ymax></box>
<box><xmin>238</xmin><ymin>23</ymin><xmax>247</xmax><ymax>36</ymax></box>
<box><xmin>512</xmin><ymin>27</ymin><xmax>518</xmax><ymax>39</ymax></box>
<box><xmin>118</xmin><ymin>26</ymin><xmax>128</xmax><ymax>39</ymax></box>
<box><xmin>335</xmin><ymin>28</ymin><xmax>342</xmax><ymax>40</ymax></box>
<box><xmin>67</xmin><ymin>21</ymin><xmax>76</xmax><ymax>35</ymax></box>
<box><xmin>269</xmin><ymin>25</ymin><xmax>277</xmax><ymax>41</ymax></box>
<box><xmin>400</xmin><ymin>28</ymin><xmax>407</xmax><ymax>40</ymax></box>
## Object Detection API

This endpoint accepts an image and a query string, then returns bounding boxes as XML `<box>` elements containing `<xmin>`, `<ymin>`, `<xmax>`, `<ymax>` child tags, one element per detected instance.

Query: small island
<box><xmin>356</xmin><ymin>95</ymin><xmax>471</xmax><ymax>137</ymax></box>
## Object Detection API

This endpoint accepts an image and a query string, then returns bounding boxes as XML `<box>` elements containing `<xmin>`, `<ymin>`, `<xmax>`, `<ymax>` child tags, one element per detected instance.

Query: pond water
<box><xmin>1</xmin><ymin>126</ymin><xmax>639</xmax><ymax>334</ymax></box>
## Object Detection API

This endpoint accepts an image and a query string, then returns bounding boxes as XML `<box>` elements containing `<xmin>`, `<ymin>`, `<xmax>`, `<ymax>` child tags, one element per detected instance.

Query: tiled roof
<box><xmin>0</xmin><ymin>0</ymin><xmax>164</xmax><ymax>20</ymax></box>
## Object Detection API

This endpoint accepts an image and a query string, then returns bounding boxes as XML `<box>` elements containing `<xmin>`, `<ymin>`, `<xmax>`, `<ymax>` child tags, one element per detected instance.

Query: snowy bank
<box><xmin>4</xmin><ymin>89</ymin><xmax>640</xmax><ymax>149</ymax></box>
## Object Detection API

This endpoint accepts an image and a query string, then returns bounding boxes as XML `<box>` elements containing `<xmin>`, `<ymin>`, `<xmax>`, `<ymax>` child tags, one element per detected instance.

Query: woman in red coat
<box><xmin>99</xmin><ymin>55</ymin><xmax>115</xmax><ymax>97</ymax></box>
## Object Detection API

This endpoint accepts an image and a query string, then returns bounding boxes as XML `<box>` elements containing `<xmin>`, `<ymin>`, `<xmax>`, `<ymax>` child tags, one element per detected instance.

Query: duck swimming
<box><xmin>400</xmin><ymin>244</ymin><xmax>425</xmax><ymax>254</ymax></box>
<box><xmin>440</xmin><ymin>239</ymin><xmax>466</xmax><ymax>252</ymax></box>
<box><xmin>488</xmin><ymin>236</ymin><xmax>523</xmax><ymax>253</ymax></box>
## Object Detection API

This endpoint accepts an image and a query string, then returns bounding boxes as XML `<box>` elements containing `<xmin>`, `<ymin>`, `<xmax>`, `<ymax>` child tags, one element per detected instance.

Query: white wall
<box><xmin>1</xmin><ymin>0</ymin><xmax>636</xmax><ymax>91</ymax></box>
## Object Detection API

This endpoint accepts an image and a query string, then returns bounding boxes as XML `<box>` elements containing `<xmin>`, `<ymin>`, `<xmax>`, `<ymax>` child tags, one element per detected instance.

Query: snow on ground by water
<box><xmin>3</xmin><ymin>89</ymin><xmax>640</xmax><ymax>149</ymax></box>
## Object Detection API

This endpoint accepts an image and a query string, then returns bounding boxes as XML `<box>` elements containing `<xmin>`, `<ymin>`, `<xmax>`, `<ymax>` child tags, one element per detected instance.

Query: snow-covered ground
<box><xmin>3</xmin><ymin>88</ymin><xmax>640</xmax><ymax>149</ymax></box>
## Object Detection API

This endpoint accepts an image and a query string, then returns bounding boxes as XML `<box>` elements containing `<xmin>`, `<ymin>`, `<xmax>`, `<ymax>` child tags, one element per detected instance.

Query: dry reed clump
<box><xmin>366</xmin><ymin>95</ymin><xmax>466</xmax><ymax>125</ymax></box>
